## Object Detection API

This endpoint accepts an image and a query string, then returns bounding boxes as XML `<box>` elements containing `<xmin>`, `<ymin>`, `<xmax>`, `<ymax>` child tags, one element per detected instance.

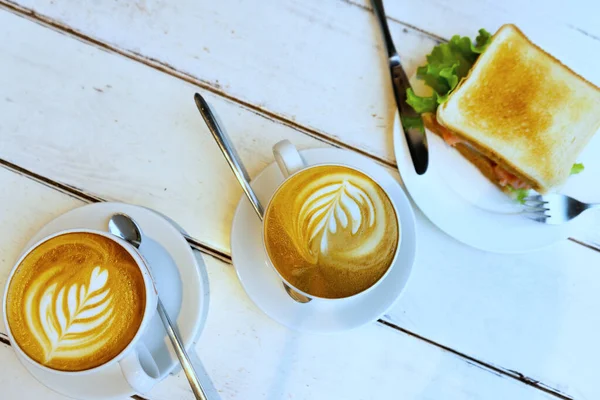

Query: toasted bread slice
<box><xmin>437</xmin><ymin>24</ymin><xmax>600</xmax><ymax>193</ymax></box>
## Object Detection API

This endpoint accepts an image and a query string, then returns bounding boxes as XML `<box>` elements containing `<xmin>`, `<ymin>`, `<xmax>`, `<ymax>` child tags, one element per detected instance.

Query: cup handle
<box><xmin>119</xmin><ymin>342</ymin><xmax>160</xmax><ymax>394</ymax></box>
<box><xmin>273</xmin><ymin>140</ymin><xmax>306</xmax><ymax>178</ymax></box>
<box><xmin>271</xmin><ymin>140</ymin><xmax>313</xmax><ymax>304</ymax></box>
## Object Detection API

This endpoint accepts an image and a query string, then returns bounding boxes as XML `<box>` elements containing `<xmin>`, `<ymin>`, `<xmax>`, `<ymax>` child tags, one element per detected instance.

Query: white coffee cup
<box><xmin>263</xmin><ymin>140</ymin><xmax>402</xmax><ymax>301</ymax></box>
<box><xmin>3</xmin><ymin>229</ymin><xmax>160</xmax><ymax>394</ymax></box>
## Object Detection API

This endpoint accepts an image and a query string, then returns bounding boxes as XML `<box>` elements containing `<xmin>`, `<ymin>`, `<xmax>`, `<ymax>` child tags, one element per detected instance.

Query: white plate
<box><xmin>14</xmin><ymin>202</ymin><xmax>209</xmax><ymax>399</ymax></box>
<box><xmin>393</xmin><ymin>110</ymin><xmax>599</xmax><ymax>253</ymax></box>
<box><xmin>230</xmin><ymin>148</ymin><xmax>416</xmax><ymax>333</ymax></box>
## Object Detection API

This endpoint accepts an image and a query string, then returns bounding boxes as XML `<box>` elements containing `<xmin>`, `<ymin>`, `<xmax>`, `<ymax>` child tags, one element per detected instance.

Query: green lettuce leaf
<box><xmin>406</xmin><ymin>29</ymin><xmax>492</xmax><ymax>114</ymax></box>
<box><xmin>400</xmin><ymin>114</ymin><xmax>426</xmax><ymax>134</ymax></box>
<box><xmin>406</xmin><ymin>88</ymin><xmax>437</xmax><ymax>113</ymax></box>
<box><xmin>507</xmin><ymin>186</ymin><xmax>529</xmax><ymax>204</ymax></box>
<box><xmin>570</xmin><ymin>163</ymin><xmax>584</xmax><ymax>175</ymax></box>
<box><xmin>474</xmin><ymin>30</ymin><xmax>492</xmax><ymax>52</ymax></box>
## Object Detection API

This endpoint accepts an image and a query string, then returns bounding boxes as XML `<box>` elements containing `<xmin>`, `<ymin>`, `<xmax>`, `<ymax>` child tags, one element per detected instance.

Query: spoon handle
<box><xmin>157</xmin><ymin>299</ymin><xmax>208</xmax><ymax>400</ymax></box>
<box><xmin>194</xmin><ymin>93</ymin><xmax>264</xmax><ymax>220</ymax></box>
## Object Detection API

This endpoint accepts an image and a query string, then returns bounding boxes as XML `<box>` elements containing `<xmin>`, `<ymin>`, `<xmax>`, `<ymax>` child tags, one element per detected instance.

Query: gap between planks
<box><xmin>376</xmin><ymin>320</ymin><xmax>572</xmax><ymax>400</ymax></box>
<box><xmin>0</xmin><ymin>326</ymin><xmax>570</xmax><ymax>400</ymax></box>
<box><xmin>0</xmin><ymin>159</ymin><xmax>577</xmax><ymax>400</ymax></box>
<box><xmin>340</xmin><ymin>0</ymin><xmax>599</xmax><ymax>45</ymax></box>
<box><xmin>337</xmin><ymin>0</ymin><xmax>448</xmax><ymax>43</ymax></box>
<box><xmin>0</xmin><ymin>0</ymin><xmax>395</xmax><ymax>169</ymax></box>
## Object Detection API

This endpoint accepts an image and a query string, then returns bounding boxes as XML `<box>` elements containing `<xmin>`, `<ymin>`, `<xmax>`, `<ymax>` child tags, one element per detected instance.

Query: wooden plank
<box><xmin>0</xmin><ymin>165</ymin><xmax>85</xmax><ymax>270</ymax></box>
<box><xmin>384</xmin><ymin>211</ymin><xmax>600</xmax><ymax>399</ymax></box>
<box><xmin>349</xmin><ymin>0</ymin><xmax>600</xmax><ymax>48</ymax></box>
<box><xmin>6</xmin><ymin>0</ymin><xmax>600</xmax><ymax>163</ymax></box>
<box><xmin>0</xmin><ymin>8</ymin><xmax>597</xmax><ymax>399</ymax></box>
<box><xmin>0</xmin><ymin>165</ymin><xmax>560</xmax><ymax>400</ymax></box>
<box><xmin>4</xmin><ymin>0</ymin><xmax>600</xmax><ymax>239</ymax></box>
<box><xmin>2</xmin><ymin>0</ymin><xmax>437</xmax><ymax>165</ymax></box>
<box><xmin>0</xmin><ymin>8</ymin><xmax>328</xmax><ymax>257</ymax></box>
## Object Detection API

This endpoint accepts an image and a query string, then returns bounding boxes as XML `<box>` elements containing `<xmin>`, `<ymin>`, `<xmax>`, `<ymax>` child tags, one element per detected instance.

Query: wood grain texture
<box><xmin>0</xmin><ymin>168</ymin><xmax>563</xmax><ymax>400</ymax></box>
<box><xmin>0</xmin><ymin>9</ymin><xmax>599</xmax><ymax>399</ymax></box>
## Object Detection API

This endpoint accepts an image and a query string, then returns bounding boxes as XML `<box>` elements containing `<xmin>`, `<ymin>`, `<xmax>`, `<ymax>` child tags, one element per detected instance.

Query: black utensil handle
<box><xmin>370</xmin><ymin>0</ymin><xmax>397</xmax><ymax>58</ymax></box>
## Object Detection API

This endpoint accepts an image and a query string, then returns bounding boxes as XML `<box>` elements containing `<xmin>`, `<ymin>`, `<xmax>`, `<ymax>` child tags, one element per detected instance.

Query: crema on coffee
<box><xmin>6</xmin><ymin>232</ymin><xmax>146</xmax><ymax>372</ymax></box>
<box><xmin>264</xmin><ymin>165</ymin><xmax>399</xmax><ymax>298</ymax></box>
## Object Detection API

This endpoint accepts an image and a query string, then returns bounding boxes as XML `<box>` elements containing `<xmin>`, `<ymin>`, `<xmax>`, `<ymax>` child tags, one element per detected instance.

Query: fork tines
<box><xmin>522</xmin><ymin>196</ymin><xmax>550</xmax><ymax>218</ymax></box>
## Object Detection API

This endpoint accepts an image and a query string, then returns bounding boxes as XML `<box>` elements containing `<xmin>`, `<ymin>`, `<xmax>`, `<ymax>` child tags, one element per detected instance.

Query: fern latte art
<box><xmin>264</xmin><ymin>165</ymin><xmax>399</xmax><ymax>298</ymax></box>
<box><xmin>6</xmin><ymin>232</ymin><xmax>146</xmax><ymax>371</ymax></box>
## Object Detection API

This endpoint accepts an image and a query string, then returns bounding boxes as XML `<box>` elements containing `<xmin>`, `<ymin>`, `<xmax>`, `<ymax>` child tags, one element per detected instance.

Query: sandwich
<box><xmin>407</xmin><ymin>24</ymin><xmax>600</xmax><ymax>201</ymax></box>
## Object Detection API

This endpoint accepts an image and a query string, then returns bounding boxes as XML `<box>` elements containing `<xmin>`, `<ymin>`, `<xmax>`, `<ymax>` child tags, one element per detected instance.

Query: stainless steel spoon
<box><xmin>193</xmin><ymin>92</ymin><xmax>311</xmax><ymax>304</ymax></box>
<box><xmin>108</xmin><ymin>213</ymin><xmax>208</xmax><ymax>400</ymax></box>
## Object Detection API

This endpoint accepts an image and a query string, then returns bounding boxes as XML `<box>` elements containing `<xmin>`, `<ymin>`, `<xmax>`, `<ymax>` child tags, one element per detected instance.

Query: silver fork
<box><xmin>523</xmin><ymin>193</ymin><xmax>599</xmax><ymax>224</ymax></box>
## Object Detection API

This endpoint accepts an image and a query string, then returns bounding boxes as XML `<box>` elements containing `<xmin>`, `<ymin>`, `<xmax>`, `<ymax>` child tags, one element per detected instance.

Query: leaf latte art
<box><xmin>264</xmin><ymin>166</ymin><xmax>399</xmax><ymax>299</ymax></box>
<box><xmin>7</xmin><ymin>233</ymin><xmax>146</xmax><ymax>371</ymax></box>
<box><xmin>298</xmin><ymin>180</ymin><xmax>376</xmax><ymax>257</ymax></box>
<box><xmin>29</xmin><ymin>266</ymin><xmax>114</xmax><ymax>364</ymax></box>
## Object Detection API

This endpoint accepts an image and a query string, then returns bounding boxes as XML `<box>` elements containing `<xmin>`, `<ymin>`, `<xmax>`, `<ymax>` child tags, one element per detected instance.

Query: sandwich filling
<box><xmin>424</xmin><ymin>115</ymin><xmax>531</xmax><ymax>190</ymax></box>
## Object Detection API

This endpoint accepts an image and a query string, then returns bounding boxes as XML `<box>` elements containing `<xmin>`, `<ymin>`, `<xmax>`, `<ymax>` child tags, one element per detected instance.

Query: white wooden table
<box><xmin>1</xmin><ymin>1</ymin><xmax>599</xmax><ymax>399</ymax></box>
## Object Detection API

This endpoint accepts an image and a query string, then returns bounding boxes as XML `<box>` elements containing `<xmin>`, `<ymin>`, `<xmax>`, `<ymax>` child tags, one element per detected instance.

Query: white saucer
<box><xmin>230</xmin><ymin>148</ymin><xmax>416</xmax><ymax>333</ymax></box>
<box><xmin>16</xmin><ymin>202</ymin><xmax>209</xmax><ymax>399</ymax></box>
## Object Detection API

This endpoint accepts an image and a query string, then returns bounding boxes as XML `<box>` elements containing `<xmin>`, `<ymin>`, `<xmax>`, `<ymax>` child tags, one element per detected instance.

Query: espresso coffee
<box><xmin>6</xmin><ymin>232</ymin><xmax>146</xmax><ymax>372</ymax></box>
<box><xmin>264</xmin><ymin>165</ymin><xmax>399</xmax><ymax>298</ymax></box>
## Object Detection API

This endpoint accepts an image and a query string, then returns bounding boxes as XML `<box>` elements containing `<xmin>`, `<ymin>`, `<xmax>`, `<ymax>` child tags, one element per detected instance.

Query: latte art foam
<box><xmin>265</xmin><ymin>165</ymin><xmax>399</xmax><ymax>298</ymax></box>
<box><xmin>28</xmin><ymin>266</ymin><xmax>114</xmax><ymax>364</ymax></box>
<box><xmin>6</xmin><ymin>233</ymin><xmax>146</xmax><ymax>371</ymax></box>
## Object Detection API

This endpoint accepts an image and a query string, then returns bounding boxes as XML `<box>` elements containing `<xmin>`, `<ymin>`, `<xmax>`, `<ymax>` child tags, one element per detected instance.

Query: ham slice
<box><xmin>493</xmin><ymin>165</ymin><xmax>530</xmax><ymax>189</ymax></box>
<box><xmin>427</xmin><ymin>115</ymin><xmax>531</xmax><ymax>190</ymax></box>
<box><xmin>441</xmin><ymin>130</ymin><xmax>462</xmax><ymax>146</ymax></box>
